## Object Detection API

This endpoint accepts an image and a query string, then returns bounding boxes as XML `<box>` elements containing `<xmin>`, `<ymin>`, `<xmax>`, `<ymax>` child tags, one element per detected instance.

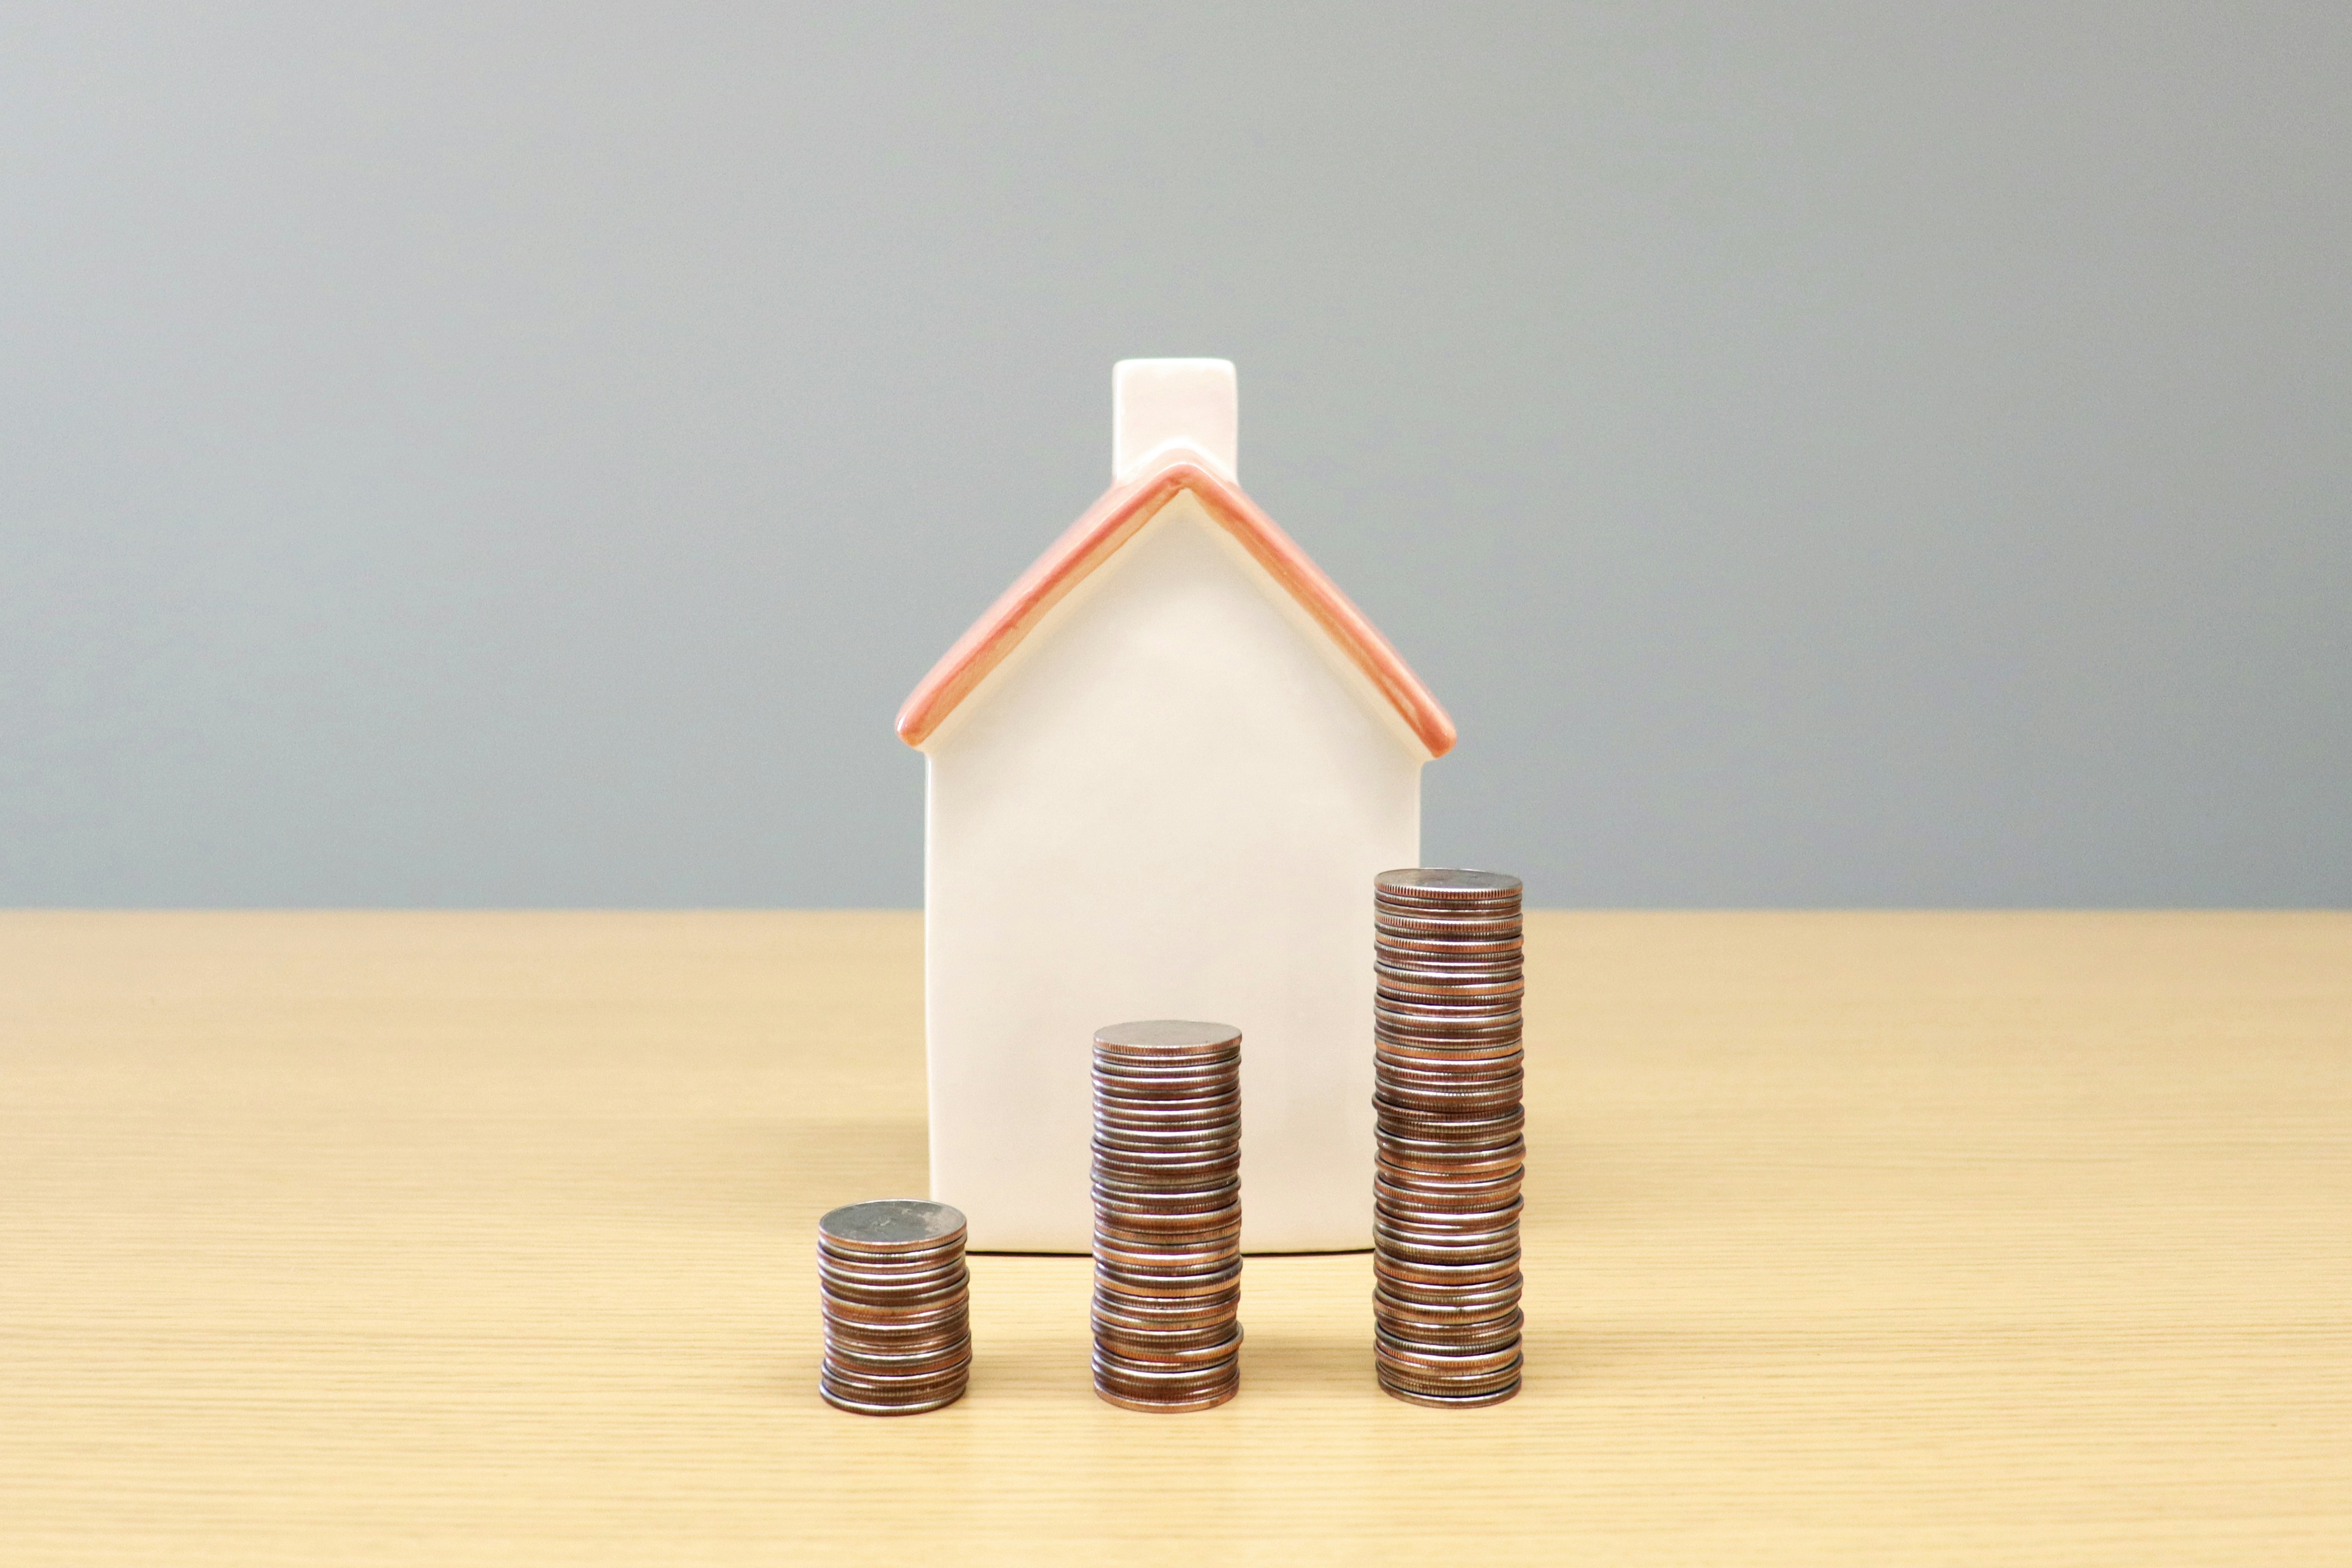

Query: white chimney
<box><xmin>1113</xmin><ymin>358</ymin><xmax>1237</xmax><ymax>483</ymax></box>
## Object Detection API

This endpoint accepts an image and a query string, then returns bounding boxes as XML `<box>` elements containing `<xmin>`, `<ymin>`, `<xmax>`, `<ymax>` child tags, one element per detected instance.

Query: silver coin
<box><xmin>1377</xmin><ymin>1038</ymin><xmax>1526</xmax><ymax>1065</ymax></box>
<box><xmin>1376</xmin><ymin>1330</ymin><xmax>1523</xmax><ymax>1373</ymax></box>
<box><xmin>814</xmin><ymin>1269</ymin><xmax>969</xmax><ymax>1307</ymax></box>
<box><xmin>1377</xmin><ymin>1303</ymin><xmax>1525</xmax><ymax>1341</ymax></box>
<box><xmin>1093</xmin><ymin>1351</ymin><xmax>1241</xmax><ymax>1388</ymax></box>
<box><xmin>1094</xmin><ymin>1018</ymin><xmax>1243</xmax><ymax>1050</ymax></box>
<box><xmin>1377</xmin><ymin>959</ymin><xmax>1525</xmax><ymax>985</ymax></box>
<box><xmin>1376</xmin><ymin>902</ymin><xmax>1523</xmax><ymax>924</ymax></box>
<box><xmin>1093</xmin><ymin>1091</ymin><xmax>1243</xmax><ymax>1115</ymax></box>
<box><xmin>1092</xmin><ymin>1059</ymin><xmax>1240</xmax><ymax>1084</ymax></box>
<box><xmin>1375</xmin><ymin>1363</ymin><xmax>1524</xmax><ymax>1400</ymax></box>
<box><xmin>1377</xmin><ymin>1103</ymin><xmax>1526</xmax><ymax>1136</ymax></box>
<box><xmin>1376</xmin><ymin>1363</ymin><xmax>1524</xmax><ymax>1400</ymax></box>
<box><xmin>816</xmin><ymin>1257</ymin><xmax>968</xmax><ymax>1290</ymax></box>
<box><xmin>1376</xmin><ymin>868</ymin><xmax>1524</xmax><ymax>897</ymax></box>
<box><xmin>1376</xmin><ymin>1196</ymin><xmax>1524</xmax><ymax>1230</ymax></box>
<box><xmin>1096</xmin><ymin>1333</ymin><xmax>1242</xmax><ymax>1363</ymax></box>
<box><xmin>818</xmin><ymin>1199</ymin><xmax>967</xmax><ymax>1252</ymax></box>
<box><xmin>824</xmin><ymin>1345</ymin><xmax>973</xmax><ymax>1379</ymax></box>
<box><xmin>820</xmin><ymin>1361</ymin><xmax>974</xmax><ymax>1397</ymax></box>
<box><xmin>1094</xmin><ymin>1069</ymin><xmax>1239</xmax><ymax>1089</ymax></box>
<box><xmin>1375</xmin><ymin>1011</ymin><xmax>1525</xmax><ymax>1036</ymax></box>
<box><xmin>1376</xmin><ymin>1056</ymin><xmax>1525</xmax><ymax>1084</ymax></box>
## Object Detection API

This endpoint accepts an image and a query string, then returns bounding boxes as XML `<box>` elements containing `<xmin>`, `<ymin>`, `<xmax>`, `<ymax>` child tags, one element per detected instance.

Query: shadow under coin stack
<box><xmin>1090</xmin><ymin>1020</ymin><xmax>1245</xmax><ymax>1412</ymax></box>
<box><xmin>817</xmin><ymin>1199</ymin><xmax>972</xmax><ymax>1415</ymax></box>
<box><xmin>1372</xmin><ymin>868</ymin><xmax>1527</xmax><ymax>1407</ymax></box>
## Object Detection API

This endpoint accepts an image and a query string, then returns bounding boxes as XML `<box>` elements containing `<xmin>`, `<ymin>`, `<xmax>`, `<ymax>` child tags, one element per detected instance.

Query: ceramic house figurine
<box><xmin>896</xmin><ymin>359</ymin><xmax>1456</xmax><ymax>1252</ymax></box>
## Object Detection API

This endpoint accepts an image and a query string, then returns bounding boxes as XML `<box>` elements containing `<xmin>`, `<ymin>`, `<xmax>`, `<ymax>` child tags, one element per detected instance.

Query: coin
<box><xmin>1376</xmin><ymin>867</ymin><xmax>1524</xmax><ymax>896</ymax></box>
<box><xmin>819</xmin><ymin>1199</ymin><xmax>967</xmax><ymax>1252</ymax></box>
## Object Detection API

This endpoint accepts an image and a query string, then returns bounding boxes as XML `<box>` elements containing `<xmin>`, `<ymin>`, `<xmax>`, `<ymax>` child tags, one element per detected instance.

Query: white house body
<box><xmin>899</xmin><ymin>361</ymin><xmax>1454</xmax><ymax>1253</ymax></box>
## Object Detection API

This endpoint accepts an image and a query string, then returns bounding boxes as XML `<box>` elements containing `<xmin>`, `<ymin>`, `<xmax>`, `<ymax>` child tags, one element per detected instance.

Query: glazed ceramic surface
<box><xmin>901</xmin><ymin>363</ymin><xmax>1452</xmax><ymax>1252</ymax></box>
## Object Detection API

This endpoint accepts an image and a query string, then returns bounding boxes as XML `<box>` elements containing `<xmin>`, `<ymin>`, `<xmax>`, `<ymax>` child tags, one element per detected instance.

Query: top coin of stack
<box><xmin>817</xmin><ymin>1199</ymin><xmax>972</xmax><ymax>1416</ymax></box>
<box><xmin>1091</xmin><ymin>1020</ymin><xmax>1244</xmax><ymax>1413</ymax></box>
<box><xmin>1371</xmin><ymin>868</ymin><xmax>1526</xmax><ymax>1408</ymax></box>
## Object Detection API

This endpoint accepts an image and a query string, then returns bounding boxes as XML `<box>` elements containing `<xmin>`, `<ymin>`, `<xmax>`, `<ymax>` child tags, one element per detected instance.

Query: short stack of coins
<box><xmin>817</xmin><ymin>1199</ymin><xmax>972</xmax><ymax>1415</ymax></box>
<box><xmin>1090</xmin><ymin>1019</ymin><xmax>1244</xmax><ymax>1412</ymax></box>
<box><xmin>1372</xmin><ymin>868</ymin><xmax>1526</xmax><ymax>1407</ymax></box>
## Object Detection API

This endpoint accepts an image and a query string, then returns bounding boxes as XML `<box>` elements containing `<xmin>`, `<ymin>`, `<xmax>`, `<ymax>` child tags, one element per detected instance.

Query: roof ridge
<box><xmin>894</xmin><ymin>449</ymin><xmax>1456</xmax><ymax>757</ymax></box>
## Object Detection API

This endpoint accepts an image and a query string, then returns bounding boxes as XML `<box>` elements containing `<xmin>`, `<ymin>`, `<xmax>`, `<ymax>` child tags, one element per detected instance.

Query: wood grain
<box><xmin>2</xmin><ymin>911</ymin><xmax>2346</xmax><ymax>1565</ymax></box>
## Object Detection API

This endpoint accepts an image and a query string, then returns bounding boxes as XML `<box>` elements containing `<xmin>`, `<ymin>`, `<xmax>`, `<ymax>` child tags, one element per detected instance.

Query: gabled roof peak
<box><xmin>894</xmin><ymin>446</ymin><xmax>1456</xmax><ymax>757</ymax></box>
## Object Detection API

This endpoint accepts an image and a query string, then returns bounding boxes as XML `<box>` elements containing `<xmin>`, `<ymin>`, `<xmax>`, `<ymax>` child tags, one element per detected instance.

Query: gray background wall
<box><xmin>4</xmin><ymin>3</ymin><xmax>2345</xmax><ymax>908</ymax></box>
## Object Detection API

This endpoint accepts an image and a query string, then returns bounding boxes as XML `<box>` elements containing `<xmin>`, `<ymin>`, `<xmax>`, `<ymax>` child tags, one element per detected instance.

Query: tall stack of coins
<box><xmin>1372</xmin><ymin>868</ymin><xmax>1526</xmax><ymax>1407</ymax></box>
<box><xmin>817</xmin><ymin>1199</ymin><xmax>971</xmax><ymax>1415</ymax></box>
<box><xmin>1090</xmin><ymin>1019</ymin><xmax>1244</xmax><ymax>1412</ymax></box>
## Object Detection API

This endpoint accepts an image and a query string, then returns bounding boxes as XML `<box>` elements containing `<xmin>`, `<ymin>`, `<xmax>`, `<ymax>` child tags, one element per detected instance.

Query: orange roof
<box><xmin>895</xmin><ymin>447</ymin><xmax>1457</xmax><ymax>757</ymax></box>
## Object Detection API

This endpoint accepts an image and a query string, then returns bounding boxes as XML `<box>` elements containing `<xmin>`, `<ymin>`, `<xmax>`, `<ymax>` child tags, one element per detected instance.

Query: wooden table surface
<box><xmin>3</xmin><ymin>911</ymin><xmax>2347</xmax><ymax>1565</ymax></box>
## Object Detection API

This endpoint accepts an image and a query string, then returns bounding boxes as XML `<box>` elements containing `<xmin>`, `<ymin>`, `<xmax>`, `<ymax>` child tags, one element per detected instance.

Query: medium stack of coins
<box><xmin>1373</xmin><ymin>868</ymin><xmax>1526</xmax><ymax>1407</ymax></box>
<box><xmin>1090</xmin><ymin>1019</ymin><xmax>1244</xmax><ymax>1412</ymax></box>
<box><xmin>817</xmin><ymin>1199</ymin><xmax>972</xmax><ymax>1415</ymax></box>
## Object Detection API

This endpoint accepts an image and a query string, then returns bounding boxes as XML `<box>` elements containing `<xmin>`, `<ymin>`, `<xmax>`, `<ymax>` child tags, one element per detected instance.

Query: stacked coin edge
<box><xmin>1091</xmin><ymin>1020</ymin><xmax>1245</xmax><ymax>1412</ymax></box>
<box><xmin>1372</xmin><ymin>868</ymin><xmax>1526</xmax><ymax>1407</ymax></box>
<box><xmin>818</xmin><ymin>1199</ymin><xmax>973</xmax><ymax>1415</ymax></box>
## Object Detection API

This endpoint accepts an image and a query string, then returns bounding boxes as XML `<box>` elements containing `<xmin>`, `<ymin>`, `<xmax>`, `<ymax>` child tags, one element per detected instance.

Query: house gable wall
<box><xmin>923</xmin><ymin>489</ymin><xmax>1422</xmax><ymax>1251</ymax></box>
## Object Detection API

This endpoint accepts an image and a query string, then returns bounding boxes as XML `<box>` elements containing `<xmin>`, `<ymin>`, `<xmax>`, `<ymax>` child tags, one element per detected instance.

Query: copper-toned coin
<box><xmin>1093</xmin><ymin>1252</ymin><xmax>1243</xmax><ymax>1283</ymax></box>
<box><xmin>1090</xmin><ymin>1180</ymin><xmax>1240</xmax><ymax>1208</ymax></box>
<box><xmin>1377</xmin><ymin>1147</ymin><xmax>1527</xmax><ymax>1182</ymax></box>
<box><xmin>1093</xmin><ymin>1372</ymin><xmax>1239</xmax><ymax>1413</ymax></box>
<box><xmin>819</xmin><ymin>1379</ymin><xmax>968</xmax><ymax>1416</ymax></box>
<box><xmin>1091</xmin><ymin>1100</ymin><xmax>1251</xmax><ymax>1123</ymax></box>
<box><xmin>1089</xmin><ymin>1145</ymin><xmax>1239</xmax><ymax>1176</ymax></box>
<box><xmin>1375</xmin><ymin>1251</ymin><xmax>1522</xmax><ymax>1290</ymax></box>
<box><xmin>1374</xmin><ymin>1237</ymin><xmax>1521</xmax><ymax>1271</ymax></box>
<box><xmin>1094</xmin><ymin>1193</ymin><xmax>1243</xmax><ymax>1224</ymax></box>
<box><xmin>1092</xmin><ymin>1238</ymin><xmax>1242</xmax><ymax>1276</ymax></box>
<box><xmin>1095</xmin><ymin>1284</ymin><xmax>1242</xmax><ymax>1322</ymax></box>
<box><xmin>1376</xmin><ymin>1102</ymin><xmax>1527</xmax><ymax>1137</ymax></box>
<box><xmin>1377</xmin><ymin>1037</ymin><xmax>1526</xmax><ymax>1067</ymax></box>
<box><xmin>823</xmin><ymin>1298</ymin><xmax>969</xmax><ymax>1335</ymax></box>
<box><xmin>1377</xmin><ymin>977</ymin><xmax>1525</xmax><ymax>1005</ymax></box>
<box><xmin>1377</xmin><ymin>928</ymin><xmax>1524</xmax><ymax>956</ymax></box>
